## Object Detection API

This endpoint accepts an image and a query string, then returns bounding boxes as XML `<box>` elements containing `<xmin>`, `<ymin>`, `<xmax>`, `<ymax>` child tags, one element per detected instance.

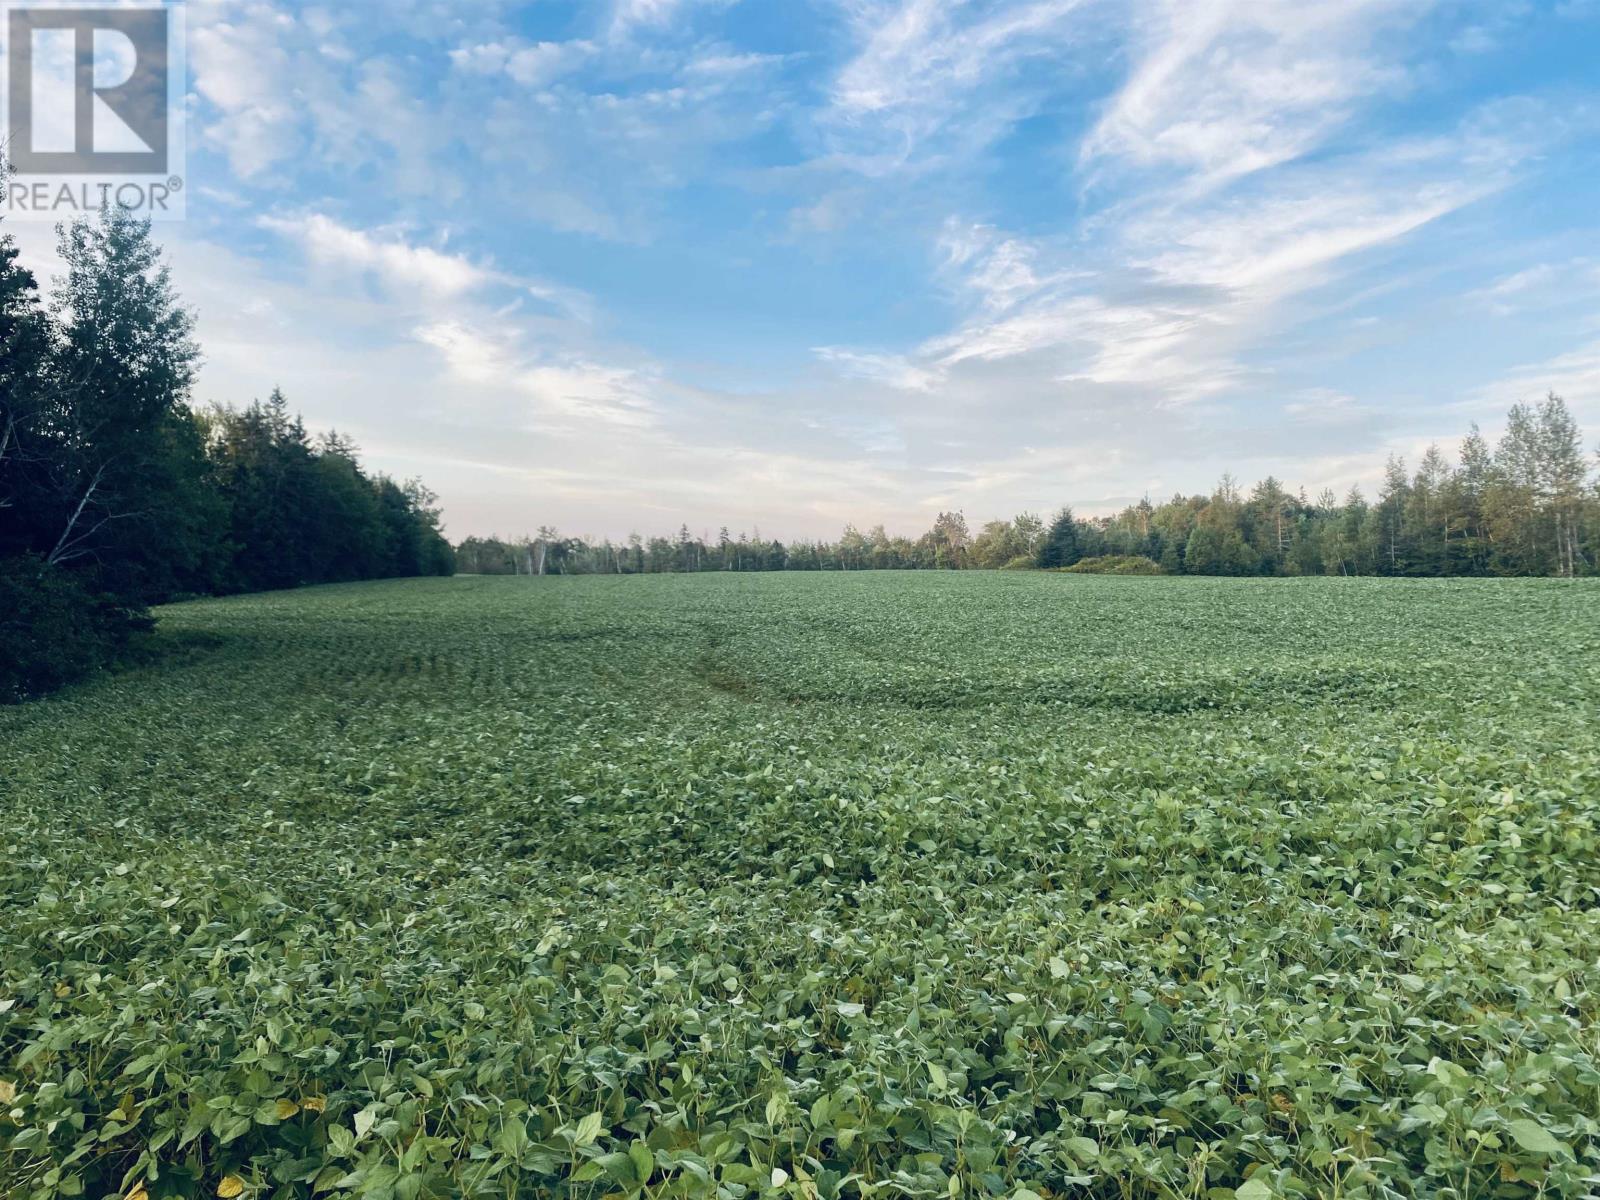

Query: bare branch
<box><xmin>46</xmin><ymin>462</ymin><xmax>107</xmax><ymax>566</ymax></box>
<box><xmin>0</xmin><ymin>409</ymin><xmax>13</xmax><ymax>510</ymax></box>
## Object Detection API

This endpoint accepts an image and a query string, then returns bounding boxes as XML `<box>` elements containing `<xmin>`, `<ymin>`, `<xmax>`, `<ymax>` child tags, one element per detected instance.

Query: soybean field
<box><xmin>2</xmin><ymin>573</ymin><xmax>1598</xmax><ymax>1200</ymax></box>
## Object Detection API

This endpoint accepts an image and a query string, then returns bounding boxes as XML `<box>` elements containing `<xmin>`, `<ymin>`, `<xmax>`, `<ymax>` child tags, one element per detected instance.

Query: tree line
<box><xmin>464</xmin><ymin>394</ymin><xmax>1598</xmax><ymax>580</ymax></box>
<box><xmin>1</xmin><ymin>203</ymin><xmax>453</xmax><ymax>700</ymax></box>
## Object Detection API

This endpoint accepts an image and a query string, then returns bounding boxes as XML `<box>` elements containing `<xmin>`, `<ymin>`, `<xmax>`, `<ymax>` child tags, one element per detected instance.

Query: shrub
<box><xmin>0</xmin><ymin>556</ymin><xmax>136</xmax><ymax>701</ymax></box>
<box><xmin>1061</xmin><ymin>554</ymin><xmax>1164</xmax><ymax>575</ymax></box>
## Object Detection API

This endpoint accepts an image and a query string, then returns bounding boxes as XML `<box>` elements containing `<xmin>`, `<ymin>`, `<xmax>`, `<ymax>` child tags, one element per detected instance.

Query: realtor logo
<box><xmin>3</xmin><ymin>1</ymin><xmax>186</xmax><ymax>219</ymax></box>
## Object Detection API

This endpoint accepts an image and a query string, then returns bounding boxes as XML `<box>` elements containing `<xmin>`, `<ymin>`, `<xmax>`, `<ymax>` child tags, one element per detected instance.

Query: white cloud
<box><xmin>814</xmin><ymin>347</ymin><xmax>940</xmax><ymax>392</ymax></box>
<box><xmin>412</xmin><ymin>320</ymin><xmax>521</xmax><ymax>386</ymax></box>
<box><xmin>189</xmin><ymin>2</ymin><xmax>453</xmax><ymax>192</ymax></box>
<box><xmin>832</xmin><ymin>0</ymin><xmax>1092</xmax><ymax>117</ymax></box>
<box><xmin>1450</xmin><ymin>25</ymin><xmax>1498</xmax><ymax>55</ymax></box>
<box><xmin>821</xmin><ymin>0</ymin><xmax>1101</xmax><ymax>171</ymax></box>
<box><xmin>1466</xmin><ymin>261</ymin><xmax>1600</xmax><ymax>317</ymax></box>
<box><xmin>449</xmin><ymin>39</ymin><xmax>593</xmax><ymax>87</ymax></box>
<box><xmin>1283</xmin><ymin>388</ymin><xmax>1370</xmax><ymax>425</ymax></box>
<box><xmin>1469</xmin><ymin>263</ymin><xmax>1560</xmax><ymax>315</ymax></box>
<box><xmin>25</xmin><ymin>0</ymin><xmax>1592</xmax><ymax>541</ymax></box>
<box><xmin>609</xmin><ymin>0</ymin><xmax>739</xmax><ymax>39</ymax></box>
<box><xmin>1470</xmin><ymin>342</ymin><xmax>1600</xmax><ymax>431</ymax></box>
<box><xmin>849</xmin><ymin>138</ymin><xmax>1492</xmax><ymax>404</ymax></box>
<box><xmin>416</xmin><ymin>321</ymin><xmax>658</xmax><ymax>429</ymax></box>
<box><xmin>257</xmin><ymin>214</ymin><xmax>502</xmax><ymax>298</ymax></box>
<box><xmin>1082</xmin><ymin>0</ymin><xmax>1426</xmax><ymax>189</ymax></box>
<box><xmin>1130</xmin><ymin>173</ymin><xmax>1481</xmax><ymax>299</ymax></box>
<box><xmin>612</xmin><ymin>0</ymin><xmax>686</xmax><ymax>34</ymax></box>
<box><xmin>255</xmin><ymin>214</ymin><xmax>593</xmax><ymax>322</ymax></box>
<box><xmin>812</xmin><ymin>77</ymin><xmax>1558</xmax><ymax>509</ymax></box>
<box><xmin>190</xmin><ymin>4</ymin><xmax>302</xmax><ymax>177</ymax></box>
<box><xmin>523</xmin><ymin>362</ymin><xmax>658</xmax><ymax>427</ymax></box>
<box><xmin>683</xmin><ymin>51</ymin><xmax>788</xmax><ymax>76</ymax></box>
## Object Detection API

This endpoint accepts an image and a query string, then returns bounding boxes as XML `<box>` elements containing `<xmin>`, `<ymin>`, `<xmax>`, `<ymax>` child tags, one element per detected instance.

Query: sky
<box><xmin>9</xmin><ymin>0</ymin><xmax>1600</xmax><ymax>542</ymax></box>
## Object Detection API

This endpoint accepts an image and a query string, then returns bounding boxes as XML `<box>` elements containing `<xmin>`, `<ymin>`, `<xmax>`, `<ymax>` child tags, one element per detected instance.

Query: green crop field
<box><xmin>3</xmin><ymin>573</ymin><xmax>1599</xmax><ymax>1200</ymax></box>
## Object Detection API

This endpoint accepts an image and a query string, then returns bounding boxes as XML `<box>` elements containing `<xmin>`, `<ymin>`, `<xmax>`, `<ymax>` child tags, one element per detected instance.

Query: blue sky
<box><xmin>14</xmin><ymin>0</ymin><xmax>1600</xmax><ymax>540</ymax></box>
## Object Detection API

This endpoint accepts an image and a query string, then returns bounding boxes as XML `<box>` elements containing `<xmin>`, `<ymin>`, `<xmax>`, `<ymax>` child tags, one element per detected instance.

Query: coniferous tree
<box><xmin>0</xmin><ymin>198</ymin><xmax>454</xmax><ymax>699</ymax></box>
<box><xmin>0</xmin><ymin>212</ymin><xmax>52</xmax><ymax>557</ymax></box>
<box><xmin>1037</xmin><ymin>508</ymin><xmax>1082</xmax><ymax>569</ymax></box>
<box><xmin>1376</xmin><ymin>455</ymin><xmax>1410</xmax><ymax>575</ymax></box>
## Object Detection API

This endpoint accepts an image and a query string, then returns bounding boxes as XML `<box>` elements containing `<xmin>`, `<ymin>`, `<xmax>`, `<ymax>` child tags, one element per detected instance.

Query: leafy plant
<box><xmin>1059</xmin><ymin>556</ymin><xmax>1164</xmax><ymax>575</ymax></box>
<box><xmin>3</xmin><ymin>573</ymin><xmax>1598</xmax><ymax>1199</ymax></box>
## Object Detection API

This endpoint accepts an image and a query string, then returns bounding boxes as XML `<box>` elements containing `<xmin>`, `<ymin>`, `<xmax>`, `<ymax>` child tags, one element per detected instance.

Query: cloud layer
<box><xmin>12</xmin><ymin>0</ymin><xmax>1596</xmax><ymax>540</ymax></box>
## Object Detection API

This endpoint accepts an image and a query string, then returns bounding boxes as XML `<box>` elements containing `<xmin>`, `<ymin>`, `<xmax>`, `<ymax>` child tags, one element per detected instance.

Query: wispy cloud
<box><xmin>828</xmin><ymin>111</ymin><xmax>1517</xmax><ymax>409</ymax></box>
<box><xmin>258</xmin><ymin>214</ymin><xmax>503</xmax><ymax>298</ymax></box>
<box><xmin>417</xmin><ymin>321</ymin><xmax>660</xmax><ymax>429</ymax></box>
<box><xmin>257</xmin><ymin>213</ymin><xmax>594</xmax><ymax>319</ymax></box>
<box><xmin>814</xmin><ymin>347</ymin><xmax>940</xmax><ymax>392</ymax></box>
<box><xmin>448</xmin><ymin>39</ymin><xmax>593</xmax><ymax>87</ymax></box>
<box><xmin>822</xmin><ymin>0</ymin><xmax>1101</xmax><ymax>171</ymax></box>
<box><xmin>59</xmin><ymin>0</ymin><xmax>1597</xmax><ymax>538</ymax></box>
<box><xmin>1471</xmin><ymin>342</ymin><xmax>1600</xmax><ymax>430</ymax></box>
<box><xmin>1082</xmin><ymin>0</ymin><xmax>1427</xmax><ymax>189</ymax></box>
<box><xmin>832</xmin><ymin>0</ymin><xmax>1091</xmax><ymax>116</ymax></box>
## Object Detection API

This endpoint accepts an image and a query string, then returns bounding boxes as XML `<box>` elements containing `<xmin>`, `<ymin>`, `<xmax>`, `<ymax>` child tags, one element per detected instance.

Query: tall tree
<box><xmin>0</xmin><ymin>209</ymin><xmax>52</xmax><ymax>556</ymax></box>
<box><xmin>1537</xmin><ymin>393</ymin><xmax>1588</xmax><ymax>577</ymax></box>
<box><xmin>45</xmin><ymin>208</ymin><xmax>217</xmax><ymax>603</ymax></box>
<box><xmin>927</xmin><ymin>511</ymin><xmax>972</xmax><ymax>569</ymax></box>
<box><xmin>1037</xmin><ymin>508</ymin><xmax>1082</xmax><ymax>569</ymax></box>
<box><xmin>1248</xmin><ymin>476</ymin><xmax>1294</xmax><ymax>572</ymax></box>
<box><xmin>1404</xmin><ymin>444</ymin><xmax>1451</xmax><ymax>575</ymax></box>
<box><xmin>1453</xmin><ymin>424</ymin><xmax>1493</xmax><ymax>573</ymax></box>
<box><xmin>1377</xmin><ymin>455</ymin><xmax>1410</xmax><ymax>575</ymax></box>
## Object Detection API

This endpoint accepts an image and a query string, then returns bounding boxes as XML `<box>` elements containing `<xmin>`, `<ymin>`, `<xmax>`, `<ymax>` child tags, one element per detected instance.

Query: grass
<box><xmin>2</xmin><ymin>572</ymin><xmax>1598</xmax><ymax>1200</ymax></box>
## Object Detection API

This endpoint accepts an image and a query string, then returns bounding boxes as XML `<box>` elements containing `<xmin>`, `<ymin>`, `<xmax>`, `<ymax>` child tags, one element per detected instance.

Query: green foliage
<box><xmin>3</xmin><ymin>573</ymin><xmax>1599</xmax><ymax>1199</ymax></box>
<box><xmin>1060</xmin><ymin>555</ymin><xmax>1164</xmax><ymax>575</ymax></box>
<box><xmin>1036</xmin><ymin>508</ymin><xmax>1082</xmax><ymax>569</ymax></box>
<box><xmin>0</xmin><ymin>556</ymin><xmax>134</xmax><ymax>700</ymax></box>
<box><xmin>482</xmin><ymin>397</ymin><xmax>1599</xmax><ymax>581</ymax></box>
<box><xmin>204</xmin><ymin>396</ymin><xmax>455</xmax><ymax>593</ymax></box>
<box><xmin>0</xmin><ymin>202</ymin><xmax>453</xmax><ymax>701</ymax></box>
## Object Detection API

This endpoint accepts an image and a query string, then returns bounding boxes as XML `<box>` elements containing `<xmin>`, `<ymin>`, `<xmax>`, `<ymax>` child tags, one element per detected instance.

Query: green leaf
<box><xmin>627</xmin><ymin>1142</ymin><xmax>653</xmax><ymax>1188</ymax></box>
<box><xmin>597</xmin><ymin>1152</ymin><xmax>637</xmax><ymax>1187</ymax></box>
<box><xmin>809</xmin><ymin>1094</ymin><xmax>832</xmax><ymax>1128</ymax></box>
<box><xmin>1507</xmin><ymin>1118</ymin><xmax>1565</xmax><ymax>1156</ymax></box>
<box><xmin>572</xmin><ymin>1111</ymin><xmax>604</xmax><ymax>1148</ymax></box>
<box><xmin>1236</xmin><ymin>1174</ymin><xmax>1275</xmax><ymax>1199</ymax></box>
<box><xmin>494</xmin><ymin>1119</ymin><xmax>530</xmax><ymax>1159</ymax></box>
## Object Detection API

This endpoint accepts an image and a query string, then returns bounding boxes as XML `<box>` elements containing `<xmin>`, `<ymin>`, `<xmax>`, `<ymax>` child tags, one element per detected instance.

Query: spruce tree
<box><xmin>1037</xmin><ymin>508</ymin><xmax>1082</xmax><ymax>569</ymax></box>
